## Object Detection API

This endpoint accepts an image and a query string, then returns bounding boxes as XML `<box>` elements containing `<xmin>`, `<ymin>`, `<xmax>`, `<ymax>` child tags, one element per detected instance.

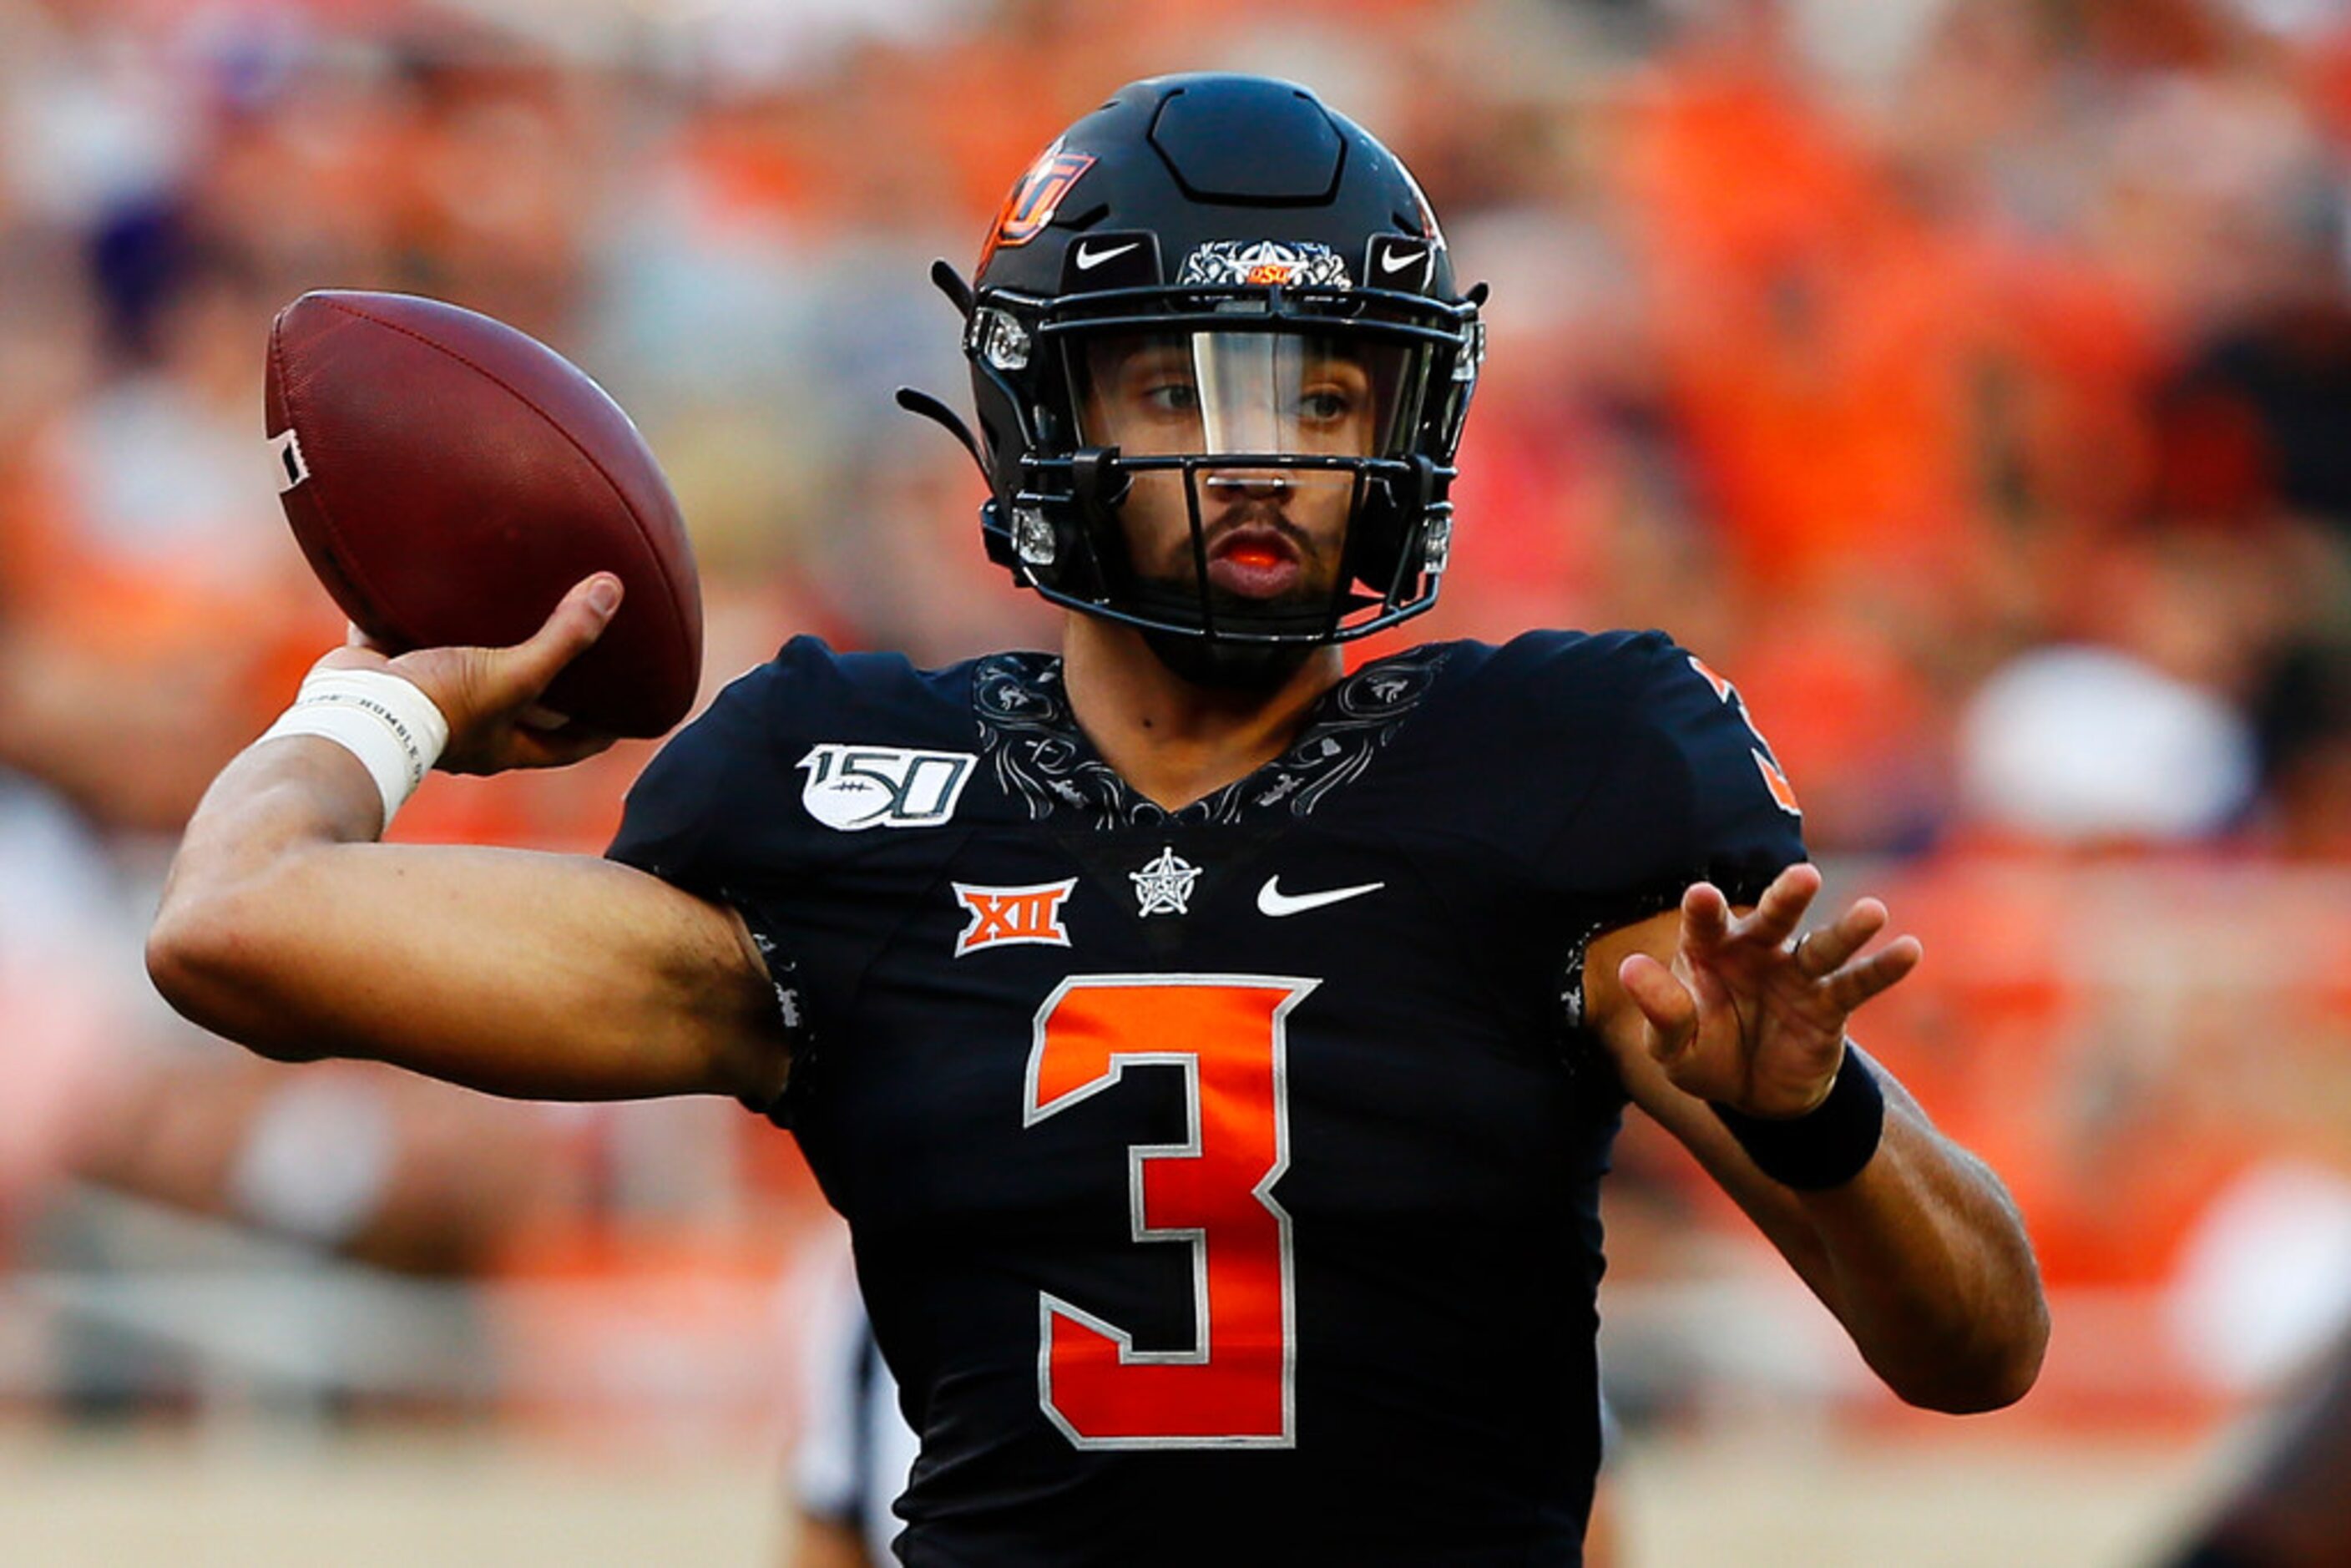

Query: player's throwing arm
<box><xmin>146</xmin><ymin>577</ymin><xmax>789</xmax><ymax>1107</ymax></box>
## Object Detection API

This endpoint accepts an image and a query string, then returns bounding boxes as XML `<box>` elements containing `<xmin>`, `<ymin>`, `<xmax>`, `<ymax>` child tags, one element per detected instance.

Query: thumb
<box><xmin>502</xmin><ymin>574</ymin><xmax>623</xmax><ymax>699</ymax></box>
<box><xmin>1618</xmin><ymin>952</ymin><xmax>1697</xmax><ymax>1062</ymax></box>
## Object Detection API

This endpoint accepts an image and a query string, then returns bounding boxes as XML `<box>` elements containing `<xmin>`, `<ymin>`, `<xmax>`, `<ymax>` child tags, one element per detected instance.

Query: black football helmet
<box><xmin>902</xmin><ymin>73</ymin><xmax>1484</xmax><ymax>675</ymax></box>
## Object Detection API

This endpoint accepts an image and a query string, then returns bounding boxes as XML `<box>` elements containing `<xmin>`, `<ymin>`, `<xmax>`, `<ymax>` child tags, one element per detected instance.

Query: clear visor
<box><xmin>1071</xmin><ymin>330</ymin><xmax>1422</xmax><ymax>460</ymax></box>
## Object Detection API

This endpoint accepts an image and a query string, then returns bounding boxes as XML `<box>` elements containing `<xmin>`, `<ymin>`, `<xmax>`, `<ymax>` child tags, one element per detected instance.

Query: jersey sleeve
<box><xmin>1546</xmin><ymin>630</ymin><xmax>1809</xmax><ymax>928</ymax></box>
<box><xmin>607</xmin><ymin>644</ymin><xmax>828</xmax><ymax>1120</ymax></box>
<box><xmin>605</xmin><ymin>642</ymin><xmax>816</xmax><ymax>898</ymax></box>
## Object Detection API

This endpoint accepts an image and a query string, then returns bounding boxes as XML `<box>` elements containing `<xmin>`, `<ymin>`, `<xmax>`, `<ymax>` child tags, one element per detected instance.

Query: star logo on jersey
<box><xmin>1129</xmin><ymin>847</ymin><xmax>1200</xmax><ymax>917</ymax></box>
<box><xmin>953</xmin><ymin>879</ymin><xmax>1077</xmax><ymax>956</ymax></box>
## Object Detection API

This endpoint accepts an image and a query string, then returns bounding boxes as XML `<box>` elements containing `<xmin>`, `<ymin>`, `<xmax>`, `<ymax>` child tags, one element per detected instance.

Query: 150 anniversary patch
<box><xmin>798</xmin><ymin>744</ymin><xmax>976</xmax><ymax>831</ymax></box>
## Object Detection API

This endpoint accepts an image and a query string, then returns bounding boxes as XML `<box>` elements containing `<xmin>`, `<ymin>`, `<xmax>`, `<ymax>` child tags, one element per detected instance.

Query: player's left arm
<box><xmin>1585</xmin><ymin>863</ymin><xmax>2049</xmax><ymax>1414</ymax></box>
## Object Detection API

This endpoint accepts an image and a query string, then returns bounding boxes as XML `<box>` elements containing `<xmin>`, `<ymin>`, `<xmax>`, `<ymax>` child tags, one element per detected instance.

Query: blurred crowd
<box><xmin>6</xmin><ymin>0</ymin><xmax>2351</xmax><ymax>1440</ymax></box>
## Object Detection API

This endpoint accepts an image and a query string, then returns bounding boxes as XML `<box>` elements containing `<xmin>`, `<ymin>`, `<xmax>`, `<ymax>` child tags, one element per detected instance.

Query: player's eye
<box><xmin>1141</xmin><ymin>380</ymin><xmax>1201</xmax><ymax>415</ymax></box>
<box><xmin>1294</xmin><ymin>387</ymin><xmax>1353</xmax><ymax>422</ymax></box>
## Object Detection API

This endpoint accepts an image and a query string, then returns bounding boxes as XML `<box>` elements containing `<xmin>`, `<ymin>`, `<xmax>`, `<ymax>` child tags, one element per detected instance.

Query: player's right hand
<box><xmin>312</xmin><ymin>574</ymin><xmax>624</xmax><ymax>775</ymax></box>
<box><xmin>1615</xmin><ymin>863</ymin><xmax>1920</xmax><ymax>1119</ymax></box>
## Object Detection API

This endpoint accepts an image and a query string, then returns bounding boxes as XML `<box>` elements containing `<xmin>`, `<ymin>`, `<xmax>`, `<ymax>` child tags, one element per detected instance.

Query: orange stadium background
<box><xmin>5</xmin><ymin>0</ymin><xmax>2351</xmax><ymax>1563</ymax></box>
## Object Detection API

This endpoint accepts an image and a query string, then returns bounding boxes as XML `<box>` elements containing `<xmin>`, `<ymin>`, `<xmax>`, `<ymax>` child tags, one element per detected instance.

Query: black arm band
<box><xmin>1711</xmin><ymin>1050</ymin><xmax>1885</xmax><ymax>1191</ymax></box>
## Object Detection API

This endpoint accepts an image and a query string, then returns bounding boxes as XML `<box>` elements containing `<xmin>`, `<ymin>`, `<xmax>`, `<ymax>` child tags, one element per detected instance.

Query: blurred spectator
<box><xmin>1957</xmin><ymin>643</ymin><xmax>2259</xmax><ymax>845</ymax></box>
<box><xmin>789</xmin><ymin>1252</ymin><xmax>920</xmax><ymax>1568</ymax></box>
<box><xmin>2255</xmin><ymin>642</ymin><xmax>2351</xmax><ymax>857</ymax></box>
<box><xmin>0</xmin><ymin>766</ymin><xmax>138</xmax><ymax>1244</ymax></box>
<box><xmin>2163</xmin><ymin>1323</ymin><xmax>2351</xmax><ymax>1567</ymax></box>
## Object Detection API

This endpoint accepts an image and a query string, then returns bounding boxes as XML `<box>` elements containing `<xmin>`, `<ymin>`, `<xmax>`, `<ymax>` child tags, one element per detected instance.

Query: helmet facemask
<box><xmin>970</xmin><ymin>276</ymin><xmax>1479</xmax><ymax>656</ymax></box>
<box><xmin>1063</xmin><ymin>323</ymin><xmax>1423</xmax><ymax>645</ymax></box>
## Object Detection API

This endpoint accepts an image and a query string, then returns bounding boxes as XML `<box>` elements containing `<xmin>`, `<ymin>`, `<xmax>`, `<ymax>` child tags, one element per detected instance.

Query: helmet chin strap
<box><xmin>894</xmin><ymin>387</ymin><xmax>989</xmax><ymax>483</ymax></box>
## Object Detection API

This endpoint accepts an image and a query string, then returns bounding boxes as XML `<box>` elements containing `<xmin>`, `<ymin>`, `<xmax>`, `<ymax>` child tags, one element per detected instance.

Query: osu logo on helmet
<box><xmin>978</xmin><ymin>142</ymin><xmax>1096</xmax><ymax>273</ymax></box>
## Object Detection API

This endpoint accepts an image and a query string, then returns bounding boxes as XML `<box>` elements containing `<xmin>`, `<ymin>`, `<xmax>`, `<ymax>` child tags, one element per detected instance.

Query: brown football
<box><xmin>265</xmin><ymin>291</ymin><xmax>701</xmax><ymax>738</ymax></box>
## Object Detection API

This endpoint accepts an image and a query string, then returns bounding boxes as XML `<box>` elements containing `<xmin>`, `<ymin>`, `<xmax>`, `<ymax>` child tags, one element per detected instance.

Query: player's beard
<box><xmin>1140</xmin><ymin>617</ymin><xmax>1322</xmax><ymax>690</ymax></box>
<box><xmin>1125</xmin><ymin>508</ymin><xmax>1342</xmax><ymax>689</ymax></box>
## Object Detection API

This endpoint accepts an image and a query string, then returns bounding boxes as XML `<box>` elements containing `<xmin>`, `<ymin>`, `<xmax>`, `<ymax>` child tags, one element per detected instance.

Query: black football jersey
<box><xmin>608</xmin><ymin>630</ymin><xmax>1805</xmax><ymax>1565</ymax></box>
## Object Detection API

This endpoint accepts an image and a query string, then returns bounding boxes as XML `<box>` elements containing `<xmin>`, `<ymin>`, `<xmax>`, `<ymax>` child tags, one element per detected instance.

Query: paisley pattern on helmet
<box><xmin>972</xmin><ymin>645</ymin><xmax>1448</xmax><ymax>827</ymax></box>
<box><xmin>1176</xmin><ymin>239</ymin><xmax>1354</xmax><ymax>290</ymax></box>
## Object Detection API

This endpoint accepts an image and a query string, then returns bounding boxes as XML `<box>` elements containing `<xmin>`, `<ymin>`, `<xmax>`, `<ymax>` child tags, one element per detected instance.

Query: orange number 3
<box><xmin>1023</xmin><ymin>974</ymin><xmax>1317</xmax><ymax>1449</ymax></box>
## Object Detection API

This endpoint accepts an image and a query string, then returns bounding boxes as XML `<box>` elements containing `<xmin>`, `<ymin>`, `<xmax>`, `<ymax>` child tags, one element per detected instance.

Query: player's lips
<box><xmin>1205</xmin><ymin>523</ymin><xmax>1303</xmax><ymax>598</ymax></box>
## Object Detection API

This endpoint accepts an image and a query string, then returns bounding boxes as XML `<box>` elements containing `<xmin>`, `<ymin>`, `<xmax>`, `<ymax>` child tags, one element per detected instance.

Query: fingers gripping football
<box><xmin>316</xmin><ymin>574</ymin><xmax>625</xmax><ymax>775</ymax></box>
<box><xmin>1617</xmin><ymin>863</ymin><xmax>1923</xmax><ymax>1117</ymax></box>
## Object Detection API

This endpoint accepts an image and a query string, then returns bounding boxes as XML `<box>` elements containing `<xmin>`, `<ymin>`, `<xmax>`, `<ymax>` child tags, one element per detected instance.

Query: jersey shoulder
<box><xmin>1423</xmin><ymin>626</ymin><xmax>1757</xmax><ymax>764</ymax></box>
<box><xmin>1428</xmin><ymin>628</ymin><xmax>1807</xmax><ymax>915</ymax></box>
<box><xmin>606</xmin><ymin>635</ymin><xmax>983</xmax><ymax>894</ymax></box>
<box><xmin>1436</xmin><ymin>627</ymin><xmax>1686</xmax><ymax>720</ymax></box>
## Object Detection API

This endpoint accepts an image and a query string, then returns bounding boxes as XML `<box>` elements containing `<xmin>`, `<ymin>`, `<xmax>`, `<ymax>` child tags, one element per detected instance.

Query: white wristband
<box><xmin>258</xmin><ymin>667</ymin><xmax>451</xmax><ymax>830</ymax></box>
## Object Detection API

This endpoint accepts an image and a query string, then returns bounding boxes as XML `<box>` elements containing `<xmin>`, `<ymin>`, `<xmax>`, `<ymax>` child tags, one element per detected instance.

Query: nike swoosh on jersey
<box><xmin>1256</xmin><ymin>876</ymin><xmax>1386</xmax><ymax>917</ymax></box>
<box><xmin>1074</xmin><ymin>240</ymin><xmax>1141</xmax><ymax>271</ymax></box>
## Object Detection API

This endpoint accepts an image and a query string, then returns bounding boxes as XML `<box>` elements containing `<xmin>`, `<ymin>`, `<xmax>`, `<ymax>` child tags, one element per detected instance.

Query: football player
<box><xmin>149</xmin><ymin>75</ymin><xmax>2046</xmax><ymax>1564</ymax></box>
<box><xmin>2165</xmin><ymin>1324</ymin><xmax>2351</xmax><ymax>1568</ymax></box>
<box><xmin>789</xmin><ymin>1264</ymin><xmax>921</xmax><ymax>1568</ymax></box>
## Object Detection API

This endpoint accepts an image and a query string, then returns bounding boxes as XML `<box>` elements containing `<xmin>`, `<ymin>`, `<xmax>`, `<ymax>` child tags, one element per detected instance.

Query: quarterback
<box><xmin>149</xmin><ymin>75</ymin><xmax>2045</xmax><ymax>1564</ymax></box>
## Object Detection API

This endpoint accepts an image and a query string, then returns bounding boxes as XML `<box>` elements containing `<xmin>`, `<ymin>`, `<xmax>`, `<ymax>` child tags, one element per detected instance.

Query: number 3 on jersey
<box><xmin>1023</xmin><ymin>974</ymin><xmax>1315</xmax><ymax>1449</ymax></box>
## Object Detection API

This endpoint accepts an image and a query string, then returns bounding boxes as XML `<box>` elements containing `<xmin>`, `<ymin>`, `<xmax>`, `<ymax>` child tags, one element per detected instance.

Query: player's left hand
<box><xmin>1616</xmin><ymin>863</ymin><xmax>1920</xmax><ymax>1118</ymax></box>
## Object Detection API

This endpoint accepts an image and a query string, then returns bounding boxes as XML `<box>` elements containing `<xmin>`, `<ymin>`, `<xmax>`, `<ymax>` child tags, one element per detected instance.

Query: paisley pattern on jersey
<box><xmin>971</xmin><ymin>646</ymin><xmax>1450</xmax><ymax>828</ymax></box>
